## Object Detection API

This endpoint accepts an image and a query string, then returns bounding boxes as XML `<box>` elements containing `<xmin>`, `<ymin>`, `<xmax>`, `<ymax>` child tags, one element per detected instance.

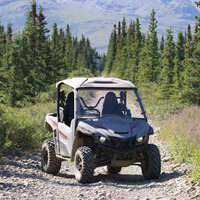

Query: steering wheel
<box><xmin>79</xmin><ymin>96</ymin><xmax>104</xmax><ymax>116</ymax></box>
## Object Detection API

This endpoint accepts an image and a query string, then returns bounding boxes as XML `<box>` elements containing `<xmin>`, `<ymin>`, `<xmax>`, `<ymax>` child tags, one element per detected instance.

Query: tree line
<box><xmin>0</xmin><ymin>0</ymin><xmax>200</xmax><ymax>108</ymax></box>
<box><xmin>103</xmin><ymin>9</ymin><xmax>200</xmax><ymax>106</ymax></box>
<box><xmin>0</xmin><ymin>0</ymin><xmax>102</xmax><ymax>107</ymax></box>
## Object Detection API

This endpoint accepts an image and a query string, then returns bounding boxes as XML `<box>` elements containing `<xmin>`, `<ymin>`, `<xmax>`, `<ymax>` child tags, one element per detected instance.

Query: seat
<box><xmin>102</xmin><ymin>92</ymin><xmax>122</xmax><ymax>116</ymax></box>
<box><xmin>64</xmin><ymin>92</ymin><xmax>74</xmax><ymax>126</ymax></box>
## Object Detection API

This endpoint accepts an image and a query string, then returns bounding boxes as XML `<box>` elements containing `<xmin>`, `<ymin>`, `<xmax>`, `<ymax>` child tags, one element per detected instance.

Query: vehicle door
<box><xmin>57</xmin><ymin>91</ymin><xmax>75</xmax><ymax>157</ymax></box>
<box><xmin>57</xmin><ymin>121</ymin><xmax>73</xmax><ymax>156</ymax></box>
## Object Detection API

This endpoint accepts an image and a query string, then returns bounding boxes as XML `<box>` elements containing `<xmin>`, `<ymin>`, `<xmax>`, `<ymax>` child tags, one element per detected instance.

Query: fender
<box><xmin>70</xmin><ymin>126</ymin><xmax>95</xmax><ymax>162</ymax></box>
<box><xmin>44</xmin><ymin>114</ymin><xmax>58</xmax><ymax>133</ymax></box>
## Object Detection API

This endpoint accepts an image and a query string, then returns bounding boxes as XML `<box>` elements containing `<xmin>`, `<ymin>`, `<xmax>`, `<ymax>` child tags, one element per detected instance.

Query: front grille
<box><xmin>109</xmin><ymin>136</ymin><xmax>136</xmax><ymax>150</ymax></box>
<box><xmin>115</xmin><ymin>153</ymin><xmax>127</xmax><ymax>160</ymax></box>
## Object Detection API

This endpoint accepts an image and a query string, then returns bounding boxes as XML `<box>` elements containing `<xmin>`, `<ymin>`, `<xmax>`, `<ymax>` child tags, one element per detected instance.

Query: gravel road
<box><xmin>0</xmin><ymin>129</ymin><xmax>200</xmax><ymax>200</ymax></box>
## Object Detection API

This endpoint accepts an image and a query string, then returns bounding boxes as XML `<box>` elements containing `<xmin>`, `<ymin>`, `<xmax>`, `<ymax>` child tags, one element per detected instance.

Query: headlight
<box><xmin>100</xmin><ymin>136</ymin><xmax>106</xmax><ymax>143</ymax></box>
<box><xmin>137</xmin><ymin>137</ymin><xmax>143</xmax><ymax>143</ymax></box>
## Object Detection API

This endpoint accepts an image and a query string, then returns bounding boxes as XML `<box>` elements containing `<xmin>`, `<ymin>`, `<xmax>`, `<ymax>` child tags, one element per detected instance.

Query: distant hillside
<box><xmin>56</xmin><ymin>0</ymin><xmax>198</xmax><ymax>19</ymax></box>
<box><xmin>0</xmin><ymin>0</ymin><xmax>199</xmax><ymax>53</ymax></box>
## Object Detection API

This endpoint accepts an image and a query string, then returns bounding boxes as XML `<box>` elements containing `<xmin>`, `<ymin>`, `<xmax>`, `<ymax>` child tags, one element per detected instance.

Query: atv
<box><xmin>41</xmin><ymin>77</ymin><xmax>161</xmax><ymax>183</ymax></box>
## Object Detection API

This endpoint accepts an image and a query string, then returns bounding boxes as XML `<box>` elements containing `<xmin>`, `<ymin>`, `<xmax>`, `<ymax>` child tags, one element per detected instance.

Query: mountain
<box><xmin>55</xmin><ymin>0</ymin><xmax>198</xmax><ymax>19</ymax></box>
<box><xmin>0</xmin><ymin>0</ymin><xmax>199</xmax><ymax>53</ymax></box>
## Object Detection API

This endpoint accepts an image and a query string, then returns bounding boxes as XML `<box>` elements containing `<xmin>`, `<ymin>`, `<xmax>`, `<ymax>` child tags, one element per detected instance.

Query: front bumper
<box><xmin>96</xmin><ymin>135</ymin><xmax>148</xmax><ymax>154</ymax></box>
<box><xmin>98</xmin><ymin>142</ymin><xmax>147</xmax><ymax>154</ymax></box>
<box><xmin>94</xmin><ymin>142</ymin><xmax>147</xmax><ymax>167</ymax></box>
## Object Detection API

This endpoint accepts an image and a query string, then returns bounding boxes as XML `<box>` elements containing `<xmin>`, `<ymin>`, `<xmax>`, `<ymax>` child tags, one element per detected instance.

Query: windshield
<box><xmin>77</xmin><ymin>89</ymin><xmax>146</xmax><ymax>119</ymax></box>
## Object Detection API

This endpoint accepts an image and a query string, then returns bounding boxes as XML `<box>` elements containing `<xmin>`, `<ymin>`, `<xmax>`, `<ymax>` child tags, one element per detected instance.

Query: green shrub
<box><xmin>34</xmin><ymin>84</ymin><xmax>57</xmax><ymax>103</ymax></box>
<box><xmin>0</xmin><ymin>102</ymin><xmax>55</xmax><ymax>155</ymax></box>
<box><xmin>139</xmin><ymin>82</ymin><xmax>184</xmax><ymax>125</ymax></box>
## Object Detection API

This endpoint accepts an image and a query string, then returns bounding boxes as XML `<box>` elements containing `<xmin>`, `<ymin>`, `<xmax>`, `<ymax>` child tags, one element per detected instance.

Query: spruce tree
<box><xmin>25</xmin><ymin>0</ymin><xmax>38</xmax><ymax>56</ymax></box>
<box><xmin>104</xmin><ymin>24</ymin><xmax>117</xmax><ymax>74</ymax></box>
<box><xmin>125</xmin><ymin>20</ymin><xmax>135</xmax><ymax>80</ymax></box>
<box><xmin>160</xmin><ymin>28</ymin><xmax>175</xmax><ymax>99</ymax></box>
<box><xmin>148</xmin><ymin>9</ymin><xmax>159</xmax><ymax>82</ymax></box>
<box><xmin>18</xmin><ymin>30</ymin><xmax>34</xmax><ymax>101</ymax></box>
<box><xmin>126</xmin><ymin>20</ymin><xmax>135</xmax><ymax>59</ymax></box>
<box><xmin>37</xmin><ymin>6</ymin><xmax>52</xmax><ymax>85</ymax></box>
<box><xmin>114</xmin><ymin>17</ymin><xmax>127</xmax><ymax>79</ymax></box>
<box><xmin>4</xmin><ymin>33</ymin><xmax>25</xmax><ymax>106</ymax></box>
<box><xmin>71</xmin><ymin>36</ymin><xmax>79</xmax><ymax>71</ymax></box>
<box><xmin>181</xmin><ymin>16</ymin><xmax>200</xmax><ymax>105</ymax></box>
<box><xmin>194</xmin><ymin>14</ymin><xmax>200</xmax><ymax>34</ymax></box>
<box><xmin>23</xmin><ymin>0</ymin><xmax>51</xmax><ymax>97</ymax></box>
<box><xmin>173</xmin><ymin>31</ymin><xmax>185</xmax><ymax>96</ymax></box>
<box><xmin>160</xmin><ymin>36</ymin><xmax>165</xmax><ymax>52</ymax></box>
<box><xmin>24</xmin><ymin>0</ymin><xmax>40</xmax><ymax>97</ymax></box>
<box><xmin>117</xmin><ymin>21</ymin><xmax>121</xmax><ymax>43</ymax></box>
<box><xmin>65</xmin><ymin>24</ymin><xmax>73</xmax><ymax>73</ymax></box>
<box><xmin>138</xmin><ymin>9</ymin><xmax>159</xmax><ymax>84</ymax></box>
<box><xmin>1</xmin><ymin>24</ymin><xmax>13</xmax><ymax>104</ymax></box>
<box><xmin>0</xmin><ymin>24</ymin><xmax>5</xmax><ymax>96</ymax></box>
<box><xmin>138</xmin><ymin>34</ymin><xmax>151</xmax><ymax>84</ymax></box>
<box><xmin>175</xmin><ymin>31</ymin><xmax>185</xmax><ymax>62</ymax></box>
<box><xmin>186</xmin><ymin>24</ymin><xmax>192</xmax><ymax>42</ymax></box>
<box><xmin>7</xmin><ymin>23</ymin><xmax>12</xmax><ymax>41</ymax></box>
<box><xmin>129</xmin><ymin>18</ymin><xmax>142</xmax><ymax>84</ymax></box>
<box><xmin>59</xmin><ymin>28</ymin><xmax>66</xmax><ymax>55</ymax></box>
<box><xmin>51</xmin><ymin>22</ymin><xmax>63</xmax><ymax>82</ymax></box>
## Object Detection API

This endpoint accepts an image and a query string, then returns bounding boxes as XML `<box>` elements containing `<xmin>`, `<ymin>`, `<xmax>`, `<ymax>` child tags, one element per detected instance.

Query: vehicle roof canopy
<box><xmin>56</xmin><ymin>77</ymin><xmax>137</xmax><ymax>90</ymax></box>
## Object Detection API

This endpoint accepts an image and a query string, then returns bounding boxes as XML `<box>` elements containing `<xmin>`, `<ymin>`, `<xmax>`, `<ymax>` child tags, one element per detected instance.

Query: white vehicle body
<box><xmin>42</xmin><ymin>77</ymin><xmax>161</xmax><ymax>183</ymax></box>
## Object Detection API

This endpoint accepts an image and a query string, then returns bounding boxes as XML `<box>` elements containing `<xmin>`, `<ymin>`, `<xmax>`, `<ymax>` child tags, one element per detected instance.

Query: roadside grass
<box><xmin>0</xmin><ymin>101</ymin><xmax>55</xmax><ymax>156</ymax></box>
<box><xmin>158</xmin><ymin>106</ymin><xmax>200</xmax><ymax>182</ymax></box>
<box><xmin>0</xmin><ymin>85</ymin><xmax>57</xmax><ymax>156</ymax></box>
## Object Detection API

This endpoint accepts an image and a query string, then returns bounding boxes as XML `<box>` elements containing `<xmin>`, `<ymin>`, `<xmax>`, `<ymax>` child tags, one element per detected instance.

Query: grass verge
<box><xmin>0</xmin><ymin>101</ymin><xmax>56</xmax><ymax>156</ymax></box>
<box><xmin>158</xmin><ymin>106</ymin><xmax>200</xmax><ymax>182</ymax></box>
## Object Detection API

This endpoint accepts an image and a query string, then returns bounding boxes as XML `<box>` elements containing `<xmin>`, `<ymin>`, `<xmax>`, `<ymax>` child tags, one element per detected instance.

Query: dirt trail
<box><xmin>0</xmin><ymin>129</ymin><xmax>200</xmax><ymax>200</ymax></box>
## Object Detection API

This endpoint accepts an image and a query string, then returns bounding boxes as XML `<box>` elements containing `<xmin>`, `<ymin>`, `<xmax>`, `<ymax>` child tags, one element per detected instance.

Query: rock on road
<box><xmin>0</xmin><ymin>131</ymin><xmax>200</xmax><ymax>200</ymax></box>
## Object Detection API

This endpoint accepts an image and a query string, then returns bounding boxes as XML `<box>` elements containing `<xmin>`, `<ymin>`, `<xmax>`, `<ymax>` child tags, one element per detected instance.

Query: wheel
<box><xmin>141</xmin><ymin>144</ymin><xmax>161</xmax><ymax>180</ymax></box>
<box><xmin>106</xmin><ymin>166</ymin><xmax>122</xmax><ymax>174</ymax></box>
<box><xmin>74</xmin><ymin>146</ymin><xmax>94</xmax><ymax>183</ymax></box>
<box><xmin>41</xmin><ymin>140</ymin><xmax>61</xmax><ymax>174</ymax></box>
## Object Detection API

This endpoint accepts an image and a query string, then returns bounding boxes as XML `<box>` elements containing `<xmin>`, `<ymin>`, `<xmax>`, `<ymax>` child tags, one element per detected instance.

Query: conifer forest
<box><xmin>0</xmin><ymin>1</ymin><xmax>200</xmax><ymax>107</ymax></box>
